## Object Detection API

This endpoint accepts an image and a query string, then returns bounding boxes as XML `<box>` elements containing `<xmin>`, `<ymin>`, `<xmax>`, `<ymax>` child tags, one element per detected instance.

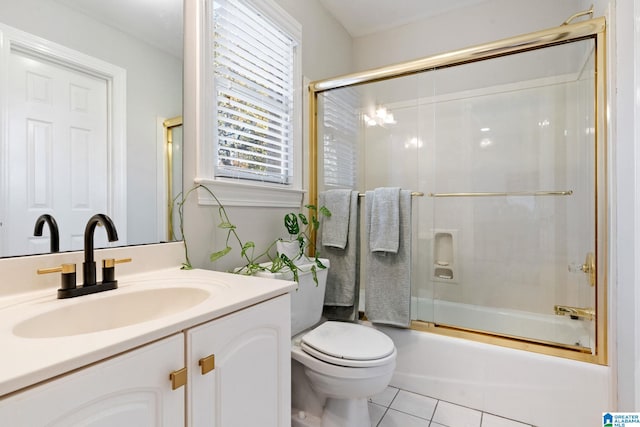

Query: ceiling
<box><xmin>318</xmin><ymin>0</ymin><xmax>489</xmax><ymax>37</ymax></box>
<box><xmin>53</xmin><ymin>0</ymin><xmax>491</xmax><ymax>57</ymax></box>
<box><xmin>55</xmin><ymin>0</ymin><xmax>183</xmax><ymax>58</ymax></box>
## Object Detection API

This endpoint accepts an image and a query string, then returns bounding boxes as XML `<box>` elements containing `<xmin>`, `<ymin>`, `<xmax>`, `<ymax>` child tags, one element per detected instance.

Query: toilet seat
<box><xmin>301</xmin><ymin>321</ymin><xmax>395</xmax><ymax>368</ymax></box>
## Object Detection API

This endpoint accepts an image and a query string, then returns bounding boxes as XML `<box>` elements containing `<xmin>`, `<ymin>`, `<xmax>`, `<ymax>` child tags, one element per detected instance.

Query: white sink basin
<box><xmin>13</xmin><ymin>287</ymin><xmax>211</xmax><ymax>338</ymax></box>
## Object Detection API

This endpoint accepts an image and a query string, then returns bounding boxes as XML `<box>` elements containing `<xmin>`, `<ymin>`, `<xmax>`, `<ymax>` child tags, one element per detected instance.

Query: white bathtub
<box><xmin>360</xmin><ymin>292</ymin><xmax>593</xmax><ymax>348</ymax></box>
<box><xmin>411</xmin><ymin>297</ymin><xmax>594</xmax><ymax>349</ymax></box>
<box><xmin>359</xmin><ymin>293</ymin><xmax>612</xmax><ymax>426</ymax></box>
<box><xmin>376</xmin><ymin>325</ymin><xmax>611</xmax><ymax>427</ymax></box>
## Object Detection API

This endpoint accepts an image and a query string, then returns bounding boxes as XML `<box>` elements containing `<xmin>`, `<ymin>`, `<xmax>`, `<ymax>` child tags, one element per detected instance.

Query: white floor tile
<box><xmin>378</xmin><ymin>409</ymin><xmax>430</xmax><ymax>427</ymax></box>
<box><xmin>368</xmin><ymin>402</ymin><xmax>386</xmax><ymax>426</ymax></box>
<box><xmin>389</xmin><ymin>389</ymin><xmax>438</xmax><ymax>420</ymax></box>
<box><xmin>368</xmin><ymin>386</ymin><xmax>400</xmax><ymax>407</ymax></box>
<box><xmin>432</xmin><ymin>401</ymin><xmax>482</xmax><ymax>427</ymax></box>
<box><xmin>365</xmin><ymin>386</ymin><xmax>530</xmax><ymax>427</ymax></box>
<box><xmin>481</xmin><ymin>413</ymin><xmax>531</xmax><ymax>427</ymax></box>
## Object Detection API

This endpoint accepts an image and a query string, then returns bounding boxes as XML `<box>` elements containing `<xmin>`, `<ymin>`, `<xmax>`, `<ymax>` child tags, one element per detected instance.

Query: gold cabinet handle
<box><xmin>169</xmin><ymin>367</ymin><xmax>187</xmax><ymax>390</ymax></box>
<box><xmin>199</xmin><ymin>354</ymin><xmax>215</xmax><ymax>375</ymax></box>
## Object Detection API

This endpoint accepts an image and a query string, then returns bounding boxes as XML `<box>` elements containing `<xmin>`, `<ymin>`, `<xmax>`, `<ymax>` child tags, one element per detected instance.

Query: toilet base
<box><xmin>291</xmin><ymin>398</ymin><xmax>371</xmax><ymax>427</ymax></box>
<box><xmin>321</xmin><ymin>397</ymin><xmax>370</xmax><ymax>427</ymax></box>
<box><xmin>291</xmin><ymin>408</ymin><xmax>322</xmax><ymax>427</ymax></box>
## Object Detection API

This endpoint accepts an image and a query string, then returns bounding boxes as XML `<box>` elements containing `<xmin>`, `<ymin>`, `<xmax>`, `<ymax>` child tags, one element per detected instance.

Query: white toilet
<box><xmin>289</xmin><ymin>259</ymin><xmax>397</xmax><ymax>427</ymax></box>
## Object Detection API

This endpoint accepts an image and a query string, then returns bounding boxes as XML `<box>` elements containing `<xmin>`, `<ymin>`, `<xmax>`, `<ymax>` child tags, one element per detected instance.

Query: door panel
<box><xmin>6</xmin><ymin>49</ymin><xmax>109</xmax><ymax>255</ymax></box>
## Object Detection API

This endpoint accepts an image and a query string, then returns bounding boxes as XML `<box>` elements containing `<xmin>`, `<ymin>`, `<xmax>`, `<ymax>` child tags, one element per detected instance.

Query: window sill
<box><xmin>194</xmin><ymin>178</ymin><xmax>305</xmax><ymax>208</ymax></box>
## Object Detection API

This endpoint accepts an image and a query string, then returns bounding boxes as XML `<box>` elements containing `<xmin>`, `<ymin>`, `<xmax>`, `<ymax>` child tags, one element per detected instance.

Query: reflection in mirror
<box><xmin>0</xmin><ymin>0</ymin><xmax>183</xmax><ymax>258</ymax></box>
<box><xmin>163</xmin><ymin>117</ymin><xmax>183</xmax><ymax>242</ymax></box>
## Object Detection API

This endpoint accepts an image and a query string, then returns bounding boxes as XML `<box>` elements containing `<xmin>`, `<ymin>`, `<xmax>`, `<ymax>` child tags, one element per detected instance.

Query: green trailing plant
<box><xmin>175</xmin><ymin>184</ymin><xmax>331</xmax><ymax>284</ymax></box>
<box><xmin>281</xmin><ymin>205</ymin><xmax>331</xmax><ymax>262</ymax></box>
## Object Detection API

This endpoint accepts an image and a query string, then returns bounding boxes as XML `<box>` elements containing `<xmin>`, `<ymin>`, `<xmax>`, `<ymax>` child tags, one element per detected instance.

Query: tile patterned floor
<box><xmin>368</xmin><ymin>386</ymin><xmax>533</xmax><ymax>427</ymax></box>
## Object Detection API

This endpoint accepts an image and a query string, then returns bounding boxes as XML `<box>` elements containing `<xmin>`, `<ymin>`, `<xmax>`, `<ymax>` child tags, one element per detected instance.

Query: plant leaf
<box><xmin>270</xmin><ymin>256</ymin><xmax>285</xmax><ymax>272</ymax></box>
<box><xmin>210</xmin><ymin>246</ymin><xmax>232</xmax><ymax>261</ymax></box>
<box><xmin>241</xmin><ymin>241</ymin><xmax>255</xmax><ymax>257</ymax></box>
<box><xmin>320</xmin><ymin>206</ymin><xmax>332</xmax><ymax>218</ymax></box>
<box><xmin>218</xmin><ymin>221</ymin><xmax>236</xmax><ymax>230</ymax></box>
<box><xmin>298</xmin><ymin>213</ymin><xmax>309</xmax><ymax>226</ymax></box>
<box><xmin>284</xmin><ymin>213</ymin><xmax>299</xmax><ymax>235</ymax></box>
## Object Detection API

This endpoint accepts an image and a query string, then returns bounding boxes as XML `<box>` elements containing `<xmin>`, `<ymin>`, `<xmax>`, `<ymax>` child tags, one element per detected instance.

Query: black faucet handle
<box><xmin>37</xmin><ymin>263</ymin><xmax>77</xmax><ymax>291</ymax></box>
<box><xmin>101</xmin><ymin>257</ymin><xmax>132</xmax><ymax>284</ymax></box>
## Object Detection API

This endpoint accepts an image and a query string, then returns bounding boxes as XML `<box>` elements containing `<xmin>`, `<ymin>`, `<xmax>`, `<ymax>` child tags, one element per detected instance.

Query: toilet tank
<box><xmin>255</xmin><ymin>258</ymin><xmax>329</xmax><ymax>337</ymax></box>
<box><xmin>259</xmin><ymin>258</ymin><xmax>329</xmax><ymax>336</ymax></box>
<box><xmin>290</xmin><ymin>258</ymin><xmax>329</xmax><ymax>336</ymax></box>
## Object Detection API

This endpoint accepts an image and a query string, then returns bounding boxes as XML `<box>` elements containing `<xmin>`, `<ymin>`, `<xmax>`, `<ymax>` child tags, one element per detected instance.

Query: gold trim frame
<box><xmin>309</xmin><ymin>17</ymin><xmax>607</xmax><ymax>364</ymax></box>
<box><xmin>164</xmin><ymin>116</ymin><xmax>183</xmax><ymax>241</ymax></box>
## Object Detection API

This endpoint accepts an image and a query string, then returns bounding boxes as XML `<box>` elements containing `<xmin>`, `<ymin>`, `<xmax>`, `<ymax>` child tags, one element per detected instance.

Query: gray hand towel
<box><xmin>321</xmin><ymin>189</ymin><xmax>352</xmax><ymax>249</ymax></box>
<box><xmin>365</xmin><ymin>189</ymin><xmax>412</xmax><ymax>327</ymax></box>
<box><xmin>319</xmin><ymin>190</ymin><xmax>359</xmax><ymax>321</ymax></box>
<box><xmin>370</xmin><ymin>187</ymin><xmax>401</xmax><ymax>253</ymax></box>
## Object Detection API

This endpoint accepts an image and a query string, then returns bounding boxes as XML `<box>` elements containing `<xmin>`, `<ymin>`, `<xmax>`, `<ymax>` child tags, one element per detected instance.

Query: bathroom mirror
<box><xmin>0</xmin><ymin>0</ymin><xmax>183</xmax><ymax>257</ymax></box>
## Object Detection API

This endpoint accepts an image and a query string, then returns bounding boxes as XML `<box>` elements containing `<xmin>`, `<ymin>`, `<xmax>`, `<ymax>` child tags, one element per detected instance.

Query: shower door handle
<box><xmin>568</xmin><ymin>252</ymin><xmax>595</xmax><ymax>287</ymax></box>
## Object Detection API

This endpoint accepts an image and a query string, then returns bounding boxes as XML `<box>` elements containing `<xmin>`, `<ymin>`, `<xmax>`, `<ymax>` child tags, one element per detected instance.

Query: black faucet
<box><xmin>33</xmin><ymin>214</ymin><xmax>60</xmax><ymax>253</ymax></box>
<box><xmin>37</xmin><ymin>213</ymin><xmax>129</xmax><ymax>298</ymax></box>
<box><xmin>83</xmin><ymin>213</ymin><xmax>119</xmax><ymax>286</ymax></box>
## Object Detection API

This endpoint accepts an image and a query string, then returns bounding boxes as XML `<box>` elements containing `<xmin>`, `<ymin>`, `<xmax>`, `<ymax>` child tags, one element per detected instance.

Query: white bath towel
<box><xmin>369</xmin><ymin>187</ymin><xmax>401</xmax><ymax>253</ymax></box>
<box><xmin>321</xmin><ymin>189</ymin><xmax>352</xmax><ymax>249</ymax></box>
<box><xmin>318</xmin><ymin>190</ymin><xmax>359</xmax><ymax>321</ymax></box>
<box><xmin>365</xmin><ymin>189</ymin><xmax>412</xmax><ymax>327</ymax></box>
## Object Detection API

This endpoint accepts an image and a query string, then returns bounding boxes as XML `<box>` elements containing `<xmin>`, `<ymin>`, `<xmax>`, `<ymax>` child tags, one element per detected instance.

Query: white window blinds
<box><xmin>212</xmin><ymin>0</ymin><xmax>296</xmax><ymax>184</ymax></box>
<box><xmin>322</xmin><ymin>88</ymin><xmax>359</xmax><ymax>188</ymax></box>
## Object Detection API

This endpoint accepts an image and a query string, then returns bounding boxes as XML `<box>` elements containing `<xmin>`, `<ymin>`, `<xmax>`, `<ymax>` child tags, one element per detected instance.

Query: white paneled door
<box><xmin>6</xmin><ymin>48</ymin><xmax>109</xmax><ymax>256</ymax></box>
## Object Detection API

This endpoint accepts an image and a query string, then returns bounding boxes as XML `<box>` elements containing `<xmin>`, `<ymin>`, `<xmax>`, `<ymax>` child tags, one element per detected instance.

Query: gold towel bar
<box><xmin>358</xmin><ymin>191</ymin><xmax>424</xmax><ymax>197</ymax></box>
<box><xmin>428</xmin><ymin>190</ymin><xmax>573</xmax><ymax>198</ymax></box>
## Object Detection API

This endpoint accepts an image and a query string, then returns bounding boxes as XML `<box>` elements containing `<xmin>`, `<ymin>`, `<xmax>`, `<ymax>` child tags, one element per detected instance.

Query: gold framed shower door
<box><xmin>308</xmin><ymin>16</ymin><xmax>607</xmax><ymax>365</ymax></box>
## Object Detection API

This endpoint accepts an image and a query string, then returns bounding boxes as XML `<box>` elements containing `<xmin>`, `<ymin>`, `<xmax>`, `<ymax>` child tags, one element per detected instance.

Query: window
<box><xmin>321</xmin><ymin>88</ymin><xmax>358</xmax><ymax>188</ymax></box>
<box><xmin>211</xmin><ymin>0</ymin><xmax>300</xmax><ymax>185</ymax></box>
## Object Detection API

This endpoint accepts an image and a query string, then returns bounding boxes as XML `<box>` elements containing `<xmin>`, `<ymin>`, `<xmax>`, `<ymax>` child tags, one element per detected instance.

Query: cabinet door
<box><xmin>187</xmin><ymin>295</ymin><xmax>291</xmax><ymax>427</ymax></box>
<box><xmin>0</xmin><ymin>334</ymin><xmax>185</xmax><ymax>427</ymax></box>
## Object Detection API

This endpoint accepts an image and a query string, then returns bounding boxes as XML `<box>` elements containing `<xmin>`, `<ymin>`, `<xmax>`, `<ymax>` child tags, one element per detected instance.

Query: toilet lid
<box><xmin>301</xmin><ymin>322</ymin><xmax>395</xmax><ymax>366</ymax></box>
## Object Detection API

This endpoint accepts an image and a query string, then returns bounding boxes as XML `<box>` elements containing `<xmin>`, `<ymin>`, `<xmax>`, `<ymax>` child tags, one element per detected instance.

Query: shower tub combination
<box><xmin>310</xmin><ymin>11</ymin><xmax>610</xmax><ymax>427</ymax></box>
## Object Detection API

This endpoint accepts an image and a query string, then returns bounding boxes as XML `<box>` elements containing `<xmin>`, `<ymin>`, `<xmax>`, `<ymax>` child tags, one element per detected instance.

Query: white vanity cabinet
<box><xmin>0</xmin><ymin>334</ymin><xmax>185</xmax><ymax>426</ymax></box>
<box><xmin>0</xmin><ymin>276</ymin><xmax>292</xmax><ymax>427</ymax></box>
<box><xmin>187</xmin><ymin>294</ymin><xmax>291</xmax><ymax>427</ymax></box>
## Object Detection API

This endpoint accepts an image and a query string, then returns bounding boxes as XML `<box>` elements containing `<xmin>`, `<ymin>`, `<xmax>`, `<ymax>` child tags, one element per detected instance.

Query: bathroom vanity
<box><xmin>0</xmin><ymin>243</ymin><xmax>294</xmax><ymax>427</ymax></box>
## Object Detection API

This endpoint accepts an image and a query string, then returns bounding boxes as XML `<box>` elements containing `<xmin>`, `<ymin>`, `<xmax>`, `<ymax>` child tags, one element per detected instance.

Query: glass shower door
<box><xmin>426</xmin><ymin>39</ymin><xmax>597</xmax><ymax>351</ymax></box>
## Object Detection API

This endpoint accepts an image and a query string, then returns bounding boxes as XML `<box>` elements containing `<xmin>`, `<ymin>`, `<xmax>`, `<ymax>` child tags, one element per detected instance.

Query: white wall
<box><xmin>353</xmin><ymin>0</ymin><xmax>593</xmax><ymax>72</ymax></box>
<box><xmin>0</xmin><ymin>0</ymin><xmax>183</xmax><ymax>247</ymax></box>
<box><xmin>608</xmin><ymin>0</ymin><xmax>640</xmax><ymax>412</ymax></box>
<box><xmin>273</xmin><ymin>0</ymin><xmax>353</xmax><ymax>82</ymax></box>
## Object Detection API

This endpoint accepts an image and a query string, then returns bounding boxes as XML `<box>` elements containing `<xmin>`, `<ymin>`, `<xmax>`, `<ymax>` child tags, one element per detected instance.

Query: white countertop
<box><xmin>0</xmin><ymin>266</ymin><xmax>296</xmax><ymax>397</ymax></box>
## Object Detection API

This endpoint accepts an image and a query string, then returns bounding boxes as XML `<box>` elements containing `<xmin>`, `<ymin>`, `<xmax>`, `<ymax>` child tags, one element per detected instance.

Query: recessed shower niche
<box><xmin>433</xmin><ymin>230</ymin><xmax>458</xmax><ymax>283</ymax></box>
